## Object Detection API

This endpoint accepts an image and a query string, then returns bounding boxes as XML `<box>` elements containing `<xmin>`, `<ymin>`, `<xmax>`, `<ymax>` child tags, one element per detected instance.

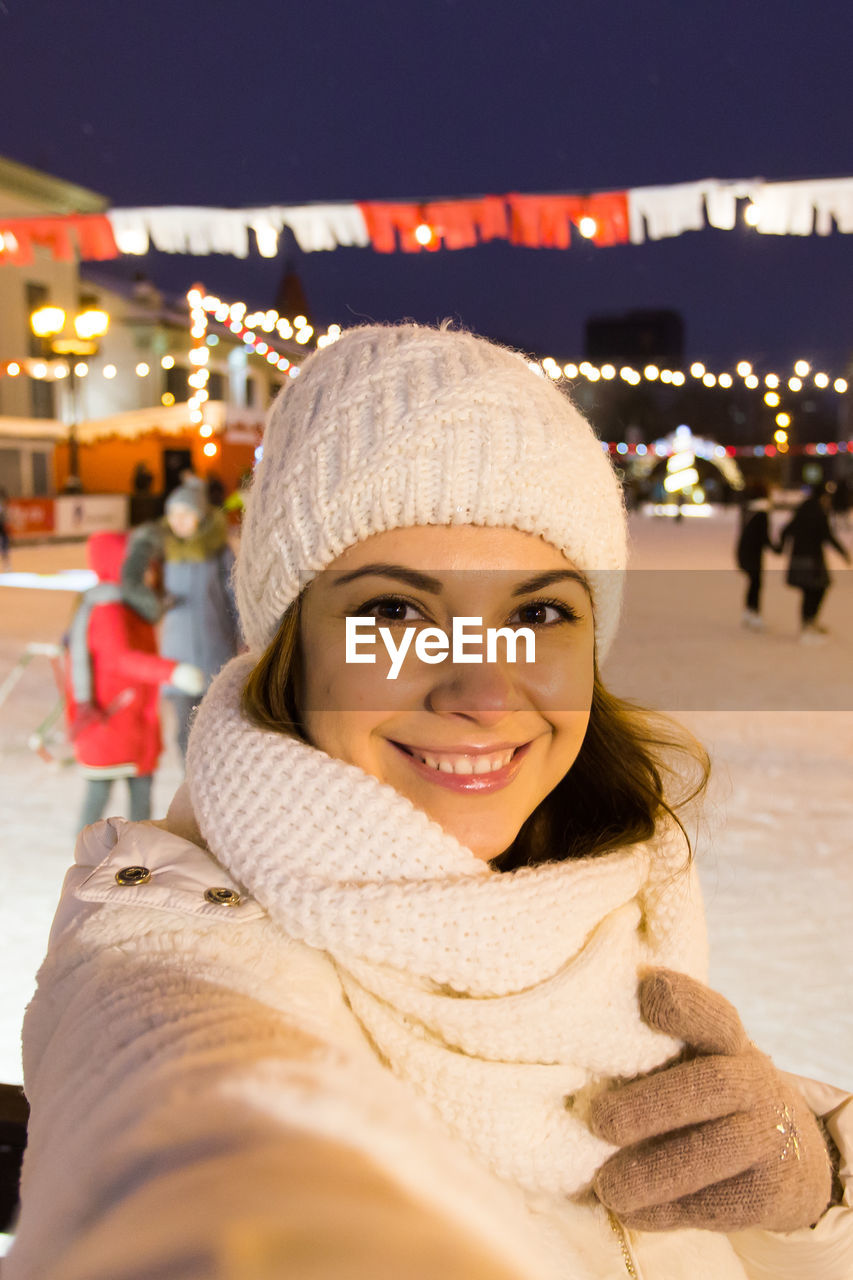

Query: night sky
<box><xmin>1</xmin><ymin>0</ymin><xmax>850</xmax><ymax>370</ymax></box>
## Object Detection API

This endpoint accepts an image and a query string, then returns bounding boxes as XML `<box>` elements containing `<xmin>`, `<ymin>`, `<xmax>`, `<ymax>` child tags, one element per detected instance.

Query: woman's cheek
<box><xmin>521</xmin><ymin>635</ymin><xmax>595</xmax><ymax>715</ymax></box>
<box><xmin>301</xmin><ymin>709</ymin><xmax>377</xmax><ymax>766</ymax></box>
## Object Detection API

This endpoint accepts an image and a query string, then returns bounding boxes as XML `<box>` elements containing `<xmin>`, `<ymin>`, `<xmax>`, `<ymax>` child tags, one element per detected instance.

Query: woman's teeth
<box><xmin>415</xmin><ymin>750</ymin><xmax>515</xmax><ymax>775</ymax></box>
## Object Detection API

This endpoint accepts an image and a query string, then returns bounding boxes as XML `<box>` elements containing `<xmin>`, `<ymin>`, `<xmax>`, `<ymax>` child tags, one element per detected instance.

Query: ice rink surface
<box><xmin>0</xmin><ymin>509</ymin><xmax>851</xmax><ymax>1091</ymax></box>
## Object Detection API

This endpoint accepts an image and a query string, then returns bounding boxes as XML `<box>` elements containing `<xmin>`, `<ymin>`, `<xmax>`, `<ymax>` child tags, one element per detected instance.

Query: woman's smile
<box><xmin>388</xmin><ymin>738</ymin><xmax>535</xmax><ymax>791</ymax></box>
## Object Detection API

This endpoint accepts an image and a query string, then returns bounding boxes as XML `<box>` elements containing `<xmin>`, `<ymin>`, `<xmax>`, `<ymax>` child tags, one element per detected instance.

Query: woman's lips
<box><xmin>389</xmin><ymin>740</ymin><xmax>533</xmax><ymax>792</ymax></box>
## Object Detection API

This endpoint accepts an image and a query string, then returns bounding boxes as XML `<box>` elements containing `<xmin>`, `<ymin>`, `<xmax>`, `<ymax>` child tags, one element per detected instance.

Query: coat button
<box><xmin>115</xmin><ymin>866</ymin><xmax>151</xmax><ymax>886</ymax></box>
<box><xmin>204</xmin><ymin>887</ymin><xmax>241</xmax><ymax>906</ymax></box>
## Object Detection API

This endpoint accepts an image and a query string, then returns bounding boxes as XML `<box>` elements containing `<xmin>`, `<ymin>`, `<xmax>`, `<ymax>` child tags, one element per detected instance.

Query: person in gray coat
<box><xmin>124</xmin><ymin>477</ymin><xmax>241</xmax><ymax>757</ymax></box>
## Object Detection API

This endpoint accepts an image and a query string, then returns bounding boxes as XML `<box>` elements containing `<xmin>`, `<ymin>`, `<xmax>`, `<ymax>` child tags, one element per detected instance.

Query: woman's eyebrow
<box><xmin>510</xmin><ymin>569</ymin><xmax>591</xmax><ymax>597</ymax></box>
<box><xmin>331</xmin><ymin>565</ymin><xmax>591</xmax><ymax>596</ymax></box>
<box><xmin>331</xmin><ymin>564</ymin><xmax>444</xmax><ymax>593</ymax></box>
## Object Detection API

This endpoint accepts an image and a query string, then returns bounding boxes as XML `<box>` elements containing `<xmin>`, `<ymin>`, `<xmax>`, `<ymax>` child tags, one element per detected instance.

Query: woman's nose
<box><xmin>426</xmin><ymin>663</ymin><xmax>524</xmax><ymax>724</ymax></box>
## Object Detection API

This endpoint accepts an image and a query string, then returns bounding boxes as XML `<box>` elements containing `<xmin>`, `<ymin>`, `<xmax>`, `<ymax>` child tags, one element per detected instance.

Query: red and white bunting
<box><xmin>1</xmin><ymin>176</ymin><xmax>852</xmax><ymax>265</ymax></box>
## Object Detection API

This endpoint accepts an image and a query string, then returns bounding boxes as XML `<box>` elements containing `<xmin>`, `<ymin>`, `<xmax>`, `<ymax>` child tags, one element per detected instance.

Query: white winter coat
<box><xmin>7</xmin><ymin>809</ymin><xmax>852</xmax><ymax>1280</ymax></box>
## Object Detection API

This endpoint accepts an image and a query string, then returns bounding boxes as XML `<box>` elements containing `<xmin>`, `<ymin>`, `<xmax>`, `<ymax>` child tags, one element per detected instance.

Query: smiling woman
<box><xmin>243</xmin><ymin>524</ymin><xmax>706</xmax><ymax>867</ymax></box>
<box><xmin>245</xmin><ymin>525</ymin><xmax>599</xmax><ymax>863</ymax></box>
<box><xmin>9</xmin><ymin>324</ymin><xmax>851</xmax><ymax>1280</ymax></box>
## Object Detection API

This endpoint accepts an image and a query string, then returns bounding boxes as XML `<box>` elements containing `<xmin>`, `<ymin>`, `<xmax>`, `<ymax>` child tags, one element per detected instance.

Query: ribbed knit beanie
<box><xmin>165</xmin><ymin>475</ymin><xmax>209</xmax><ymax>518</ymax></box>
<box><xmin>237</xmin><ymin>323</ymin><xmax>627</xmax><ymax>656</ymax></box>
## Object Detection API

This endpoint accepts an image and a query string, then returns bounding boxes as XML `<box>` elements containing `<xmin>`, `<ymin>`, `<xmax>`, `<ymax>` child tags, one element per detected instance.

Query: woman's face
<box><xmin>298</xmin><ymin>526</ymin><xmax>595</xmax><ymax>861</ymax></box>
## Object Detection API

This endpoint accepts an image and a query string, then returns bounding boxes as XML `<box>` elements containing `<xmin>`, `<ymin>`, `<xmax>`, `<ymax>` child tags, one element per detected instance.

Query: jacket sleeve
<box><xmin>8</xmin><ymin>828</ymin><xmax>547</xmax><ymax>1280</ymax></box>
<box><xmin>728</xmin><ymin>1074</ymin><xmax>853</xmax><ymax>1280</ymax></box>
<box><xmin>89</xmin><ymin>603</ymin><xmax>177</xmax><ymax>688</ymax></box>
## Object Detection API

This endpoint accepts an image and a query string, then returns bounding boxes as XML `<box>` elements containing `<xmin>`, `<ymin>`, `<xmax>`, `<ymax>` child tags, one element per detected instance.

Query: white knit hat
<box><xmin>237</xmin><ymin>323</ymin><xmax>627</xmax><ymax>656</ymax></box>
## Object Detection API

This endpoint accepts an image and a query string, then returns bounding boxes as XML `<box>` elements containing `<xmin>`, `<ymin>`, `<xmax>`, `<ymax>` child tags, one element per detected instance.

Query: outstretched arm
<box><xmin>89</xmin><ymin>603</ymin><xmax>176</xmax><ymax>687</ymax></box>
<box><xmin>15</xmin><ymin>954</ymin><xmax>532</xmax><ymax>1280</ymax></box>
<box><xmin>10</xmin><ymin>823</ymin><xmax>543</xmax><ymax>1280</ymax></box>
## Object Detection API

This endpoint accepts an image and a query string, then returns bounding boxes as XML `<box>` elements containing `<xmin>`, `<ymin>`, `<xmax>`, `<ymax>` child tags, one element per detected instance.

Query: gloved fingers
<box><xmin>639</xmin><ymin>968</ymin><xmax>750</xmax><ymax>1057</ymax></box>
<box><xmin>589</xmin><ymin>1050</ymin><xmax>770</xmax><ymax>1146</ymax></box>
<box><xmin>594</xmin><ymin>1109</ymin><xmax>781</xmax><ymax>1216</ymax></box>
<box><xmin>617</xmin><ymin>1147</ymin><xmax>832</xmax><ymax>1235</ymax></box>
<box><xmin>616</xmin><ymin>1166</ymin><xmax>777</xmax><ymax>1234</ymax></box>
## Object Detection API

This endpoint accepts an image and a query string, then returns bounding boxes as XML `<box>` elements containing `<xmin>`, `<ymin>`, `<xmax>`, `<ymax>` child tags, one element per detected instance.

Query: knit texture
<box><xmin>236</xmin><ymin>324</ymin><xmax>627</xmax><ymax>658</ymax></box>
<box><xmin>186</xmin><ymin>655</ymin><xmax>709</xmax><ymax>1198</ymax></box>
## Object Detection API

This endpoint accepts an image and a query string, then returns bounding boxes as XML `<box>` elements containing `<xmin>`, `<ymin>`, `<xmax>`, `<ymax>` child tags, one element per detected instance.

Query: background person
<box><xmin>130</xmin><ymin>460</ymin><xmax>154</xmax><ymax>496</ymax></box>
<box><xmin>780</xmin><ymin>483</ymin><xmax>850</xmax><ymax>642</ymax></box>
<box><xmin>10</xmin><ymin>327</ymin><xmax>850</xmax><ymax>1280</ymax></box>
<box><xmin>65</xmin><ymin>530</ymin><xmax>204</xmax><ymax>830</ymax></box>
<box><xmin>735</xmin><ymin>481</ymin><xmax>781</xmax><ymax>629</ymax></box>
<box><xmin>125</xmin><ymin>475</ymin><xmax>241</xmax><ymax>758</ymax></box>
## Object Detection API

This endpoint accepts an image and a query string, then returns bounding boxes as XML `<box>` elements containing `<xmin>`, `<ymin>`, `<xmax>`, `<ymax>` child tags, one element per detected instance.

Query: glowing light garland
<box><xmin>0</xmin><ymin>357</ymin><xmax>175</xmax><ymax>383</ymax></box>
<box><xmin>184</xmin><ymin>296</ymin><xmax>851</xmax><ymax>461</ymax></box>
<box><xmin>12</xmin><ymin>295</ymin><xmax>849</xmax><ymax>465</ymax></box>
<box><xmin>8</xmin><ymin>348</ymin><xmax>845</xmax><ymax>400</ymax></box>
<box><xmin>189</xmin><ymin>296</ymin><xmax>850</xmax><ymax>401</ymax></box>
<box><xmin>197</xmin><ymin>293</ymin><xmax>342</xmax><ymax>361</ymax></box>
<box><xmin>185</xmin><ymin>287</ymin><xmax>211</xmax><ymax>436</ymax></box>
<box><xmin>529</xmin><ymin>354</ymin><xmax>848</xmax><ymax>396</ymax></box>
<box><xmin>601</xmin><ymin>438</ymin><xmax>852</xmax><ymax>459</ymax></box>
<box><xmin>177</xmin><ymin>291</ymin><xmax>346</xmax><ymax>451</ymax></box>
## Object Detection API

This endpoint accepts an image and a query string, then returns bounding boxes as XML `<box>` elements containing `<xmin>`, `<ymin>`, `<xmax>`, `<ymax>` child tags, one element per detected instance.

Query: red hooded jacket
<box><xmin>66</xmin><ymin>531</ymin><xmax>177</xmax><ymax>775</ymax></box>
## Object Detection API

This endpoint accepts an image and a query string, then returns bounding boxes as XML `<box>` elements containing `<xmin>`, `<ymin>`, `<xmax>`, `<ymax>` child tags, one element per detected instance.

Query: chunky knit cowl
<box><xmin>186</xmin><ymin>655</ymin><xmax>709</xmax><ymax>1200</ymax></box>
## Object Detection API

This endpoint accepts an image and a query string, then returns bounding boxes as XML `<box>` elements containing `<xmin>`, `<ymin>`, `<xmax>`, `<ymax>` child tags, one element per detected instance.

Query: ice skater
<box><xmin>780</xmin><ymin>483</ymin><xmax>850</xmax><ymax>642</ymax></box>
<box><xmin>125</xmin><ymin>476</ymin><xmax>241</xmax><ymax>758</ymax></box>
<box><xmin>736</xmin><ymin>482</ymin><xmax>780</xmax><ymax>629</ymax></box>
<box><xmin>65</xmin><ymin>530</ymin><xmax>204</xmax><ymax>829</ymax></box>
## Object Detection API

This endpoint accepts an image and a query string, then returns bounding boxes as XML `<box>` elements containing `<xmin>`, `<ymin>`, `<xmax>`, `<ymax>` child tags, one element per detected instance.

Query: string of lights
<box><xmin>5</xmin><ymin>297</ymin><xmax>848</xmax><ymax>405</ymax></box>
<box><xmin>529</xmin><ymin>355</ymin><xmax>848</xmax><ymax>397</ymax></box>
<box><xmin>190</xmin><ymin>293</ymin><xmax>852</xmax><ymax>399</ymax></box>
<box><xmin>602</xmin><ymin>439</ymin><xmax>852</xmax><ymax>459</ymax></box>
<box><xmin>5</xmin><ymin>292</ymin><xmax>849</xmax><ymax>469</ymax></box>
<box><xmin>188</xmin><ymin>295</ymin><xmax>851</xmax><ymax>462</ymax></box>
<box><xmin>0</xmin><ymin>357</ymin><xmax>162</xmax><ymax>382</ymax></box>
<box><xmin>195</xmin><ymin>291</ymin><xmax>342</xmax><ymax>362</ymax></box>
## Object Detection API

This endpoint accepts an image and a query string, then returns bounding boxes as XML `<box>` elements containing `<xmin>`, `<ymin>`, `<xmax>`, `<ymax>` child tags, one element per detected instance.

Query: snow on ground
<box><xmin>0</xmin><ymin>512</ymin><xmax>851</xmax><ymax>1092</ymax></box>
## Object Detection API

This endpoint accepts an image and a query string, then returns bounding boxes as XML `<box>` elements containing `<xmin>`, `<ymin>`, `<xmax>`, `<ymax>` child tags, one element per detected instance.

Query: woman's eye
<box><xmin>511</xmin><ymin>601</ymin><xmax>578</xmax><ymax>627</ymax></box>
<box><xmin>358</xmin><ymin>597</ymin><xmax>423</xmax><ymax>623</ymax></box>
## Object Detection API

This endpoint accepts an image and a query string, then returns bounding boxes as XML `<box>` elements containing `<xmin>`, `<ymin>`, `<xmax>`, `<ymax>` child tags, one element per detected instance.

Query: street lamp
<box><xmin>29</xmin><ymin>305</ymin><xmax>110</xmax><ymax>491</ymax></box>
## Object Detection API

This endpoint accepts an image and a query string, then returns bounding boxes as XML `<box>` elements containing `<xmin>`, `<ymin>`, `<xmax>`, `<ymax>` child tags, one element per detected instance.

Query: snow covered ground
<box><xmin>0</xmin><ymin>510</ymin><xmax>851</xmax><ymax>1092</ymax></box>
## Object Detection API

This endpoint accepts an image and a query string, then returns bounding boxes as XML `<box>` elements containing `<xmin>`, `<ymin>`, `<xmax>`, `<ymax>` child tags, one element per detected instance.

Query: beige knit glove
<box><xmin>589</xmin><ymin>968</ymin><xmax>833</xmax><ymax>1233</ymax></box>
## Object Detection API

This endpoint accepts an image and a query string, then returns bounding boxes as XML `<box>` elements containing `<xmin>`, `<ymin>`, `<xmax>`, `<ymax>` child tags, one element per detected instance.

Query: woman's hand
<box><xmin>589</xmin><ymin>968</ymin><xmax>833</xmax><ymax>1233</ymax></box>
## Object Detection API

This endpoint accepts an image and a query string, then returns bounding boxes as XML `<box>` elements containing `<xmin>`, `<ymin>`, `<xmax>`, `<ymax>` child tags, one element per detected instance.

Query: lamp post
<box><xmin>30</xmin><ymin>305</ymin><xmax>110</xmax><ymax>492</ymax></box>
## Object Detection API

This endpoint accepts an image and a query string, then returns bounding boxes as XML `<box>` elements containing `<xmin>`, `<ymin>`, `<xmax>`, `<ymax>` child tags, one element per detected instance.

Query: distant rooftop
<box><xmin>0</xmin><ymin>153</ymin><xmax>108</xmax><ymax>215</ymax></box>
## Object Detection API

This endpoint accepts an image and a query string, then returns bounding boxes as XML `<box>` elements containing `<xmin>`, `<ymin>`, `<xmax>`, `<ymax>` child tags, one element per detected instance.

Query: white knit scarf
<box><xmin>187</xmin><ymin>655</ymin><xmax>709</xmax><ymax>1199</ymax></box>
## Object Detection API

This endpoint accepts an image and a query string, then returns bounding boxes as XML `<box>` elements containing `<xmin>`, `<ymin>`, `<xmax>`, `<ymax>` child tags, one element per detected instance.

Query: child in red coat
<box><xmin>66</xmin><ymin>531</ymin><xmax>203</xmax><ymax>829</ymax></box>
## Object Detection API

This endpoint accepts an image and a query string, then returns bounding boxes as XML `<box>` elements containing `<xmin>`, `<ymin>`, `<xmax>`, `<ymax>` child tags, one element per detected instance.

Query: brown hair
<box><xmin>242</xmin><ymin>598</ymin><xmax>710</xmax><ymax>871</ymax></box>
